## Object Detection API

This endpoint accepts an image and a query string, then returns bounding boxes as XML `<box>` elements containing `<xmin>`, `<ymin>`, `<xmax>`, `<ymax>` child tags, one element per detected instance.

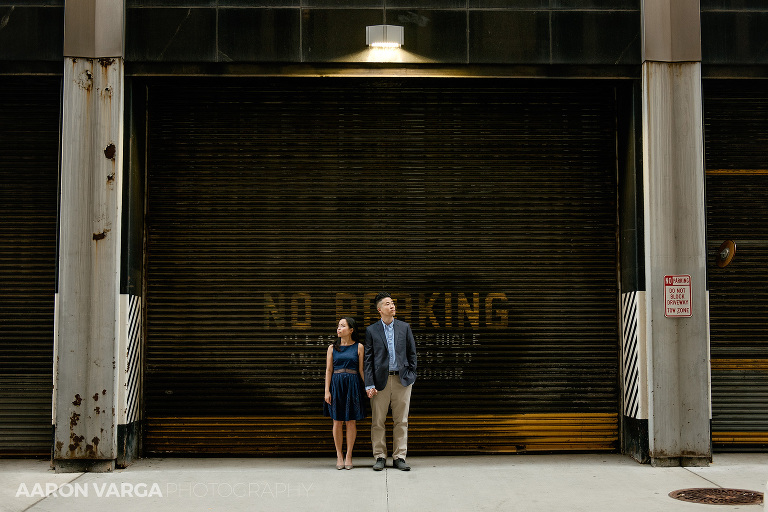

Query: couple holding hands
<box><xmin>323</xmin><ymin>292</ymin><xmax>418</xmax><ymax>472</ymax></box>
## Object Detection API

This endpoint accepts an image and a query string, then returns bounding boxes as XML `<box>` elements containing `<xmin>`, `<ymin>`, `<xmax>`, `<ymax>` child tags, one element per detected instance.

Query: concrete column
<box><xmin>640</xmin><ymin>0</ymin><xmax>711</xmax><ymax>467</ymax></box>
<box><xmin>54</xmin><ymin>0</ymin><xmax>125</xmax><ymax>472</ymax></box>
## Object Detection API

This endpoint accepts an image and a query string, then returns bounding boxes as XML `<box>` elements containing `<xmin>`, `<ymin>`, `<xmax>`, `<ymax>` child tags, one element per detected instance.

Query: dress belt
<box><xmin>333</xmin><ymin>369</ymin><xmax>358</xmax><ymax>374</ymax></box>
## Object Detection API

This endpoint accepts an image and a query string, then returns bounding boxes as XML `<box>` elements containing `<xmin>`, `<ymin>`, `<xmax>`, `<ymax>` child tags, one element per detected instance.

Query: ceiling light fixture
<box><xmin>366</xmin><ymin>25</ymin><xmax>404</xmax><ymax>49</ymax></box>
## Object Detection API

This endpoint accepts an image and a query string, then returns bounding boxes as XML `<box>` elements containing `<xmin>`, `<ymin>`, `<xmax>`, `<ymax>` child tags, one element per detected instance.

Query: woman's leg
<box><xmin>344</xmin><ymin>420</ymin><xmax>357</xmax><ymax>465</ymax></box>
<box><xmin>332</xmin><ymin>420</ymin><xmax>344</xmax><ymax>466</ymax></box>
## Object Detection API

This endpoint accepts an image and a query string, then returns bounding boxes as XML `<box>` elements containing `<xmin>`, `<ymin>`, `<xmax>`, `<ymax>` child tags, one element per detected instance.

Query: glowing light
<box><xmin>369</xmin><ymin>42</ymin><xmax>402</xmax><ymax>49</ymax></box>
<box><xmin>366</xmin><ymin>47</ymin><xmax>403</xmax><ymax>62</ymax></box>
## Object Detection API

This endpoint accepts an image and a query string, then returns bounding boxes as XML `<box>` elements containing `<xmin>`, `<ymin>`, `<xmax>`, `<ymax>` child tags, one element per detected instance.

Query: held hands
<box><xmin>366</xmin><ymin>388</ymin><xmax>378</xmax><ymax>398</ymax></box>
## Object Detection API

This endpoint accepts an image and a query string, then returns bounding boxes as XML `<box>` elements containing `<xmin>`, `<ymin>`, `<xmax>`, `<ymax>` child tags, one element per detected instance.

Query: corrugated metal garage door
<box><xmin>705</xmin><ymin>80</ymin><xmax>768</xmax><ymax>450</ymax></box>
<box><xmin>143</xmin><ymin>78</ymin><xmax>620</xmax><ymax>455</ymax></box>
<box><xmin>0</xmin><ymin>78</ymin><xmax>60</xmax><ymax>456</ymax></box>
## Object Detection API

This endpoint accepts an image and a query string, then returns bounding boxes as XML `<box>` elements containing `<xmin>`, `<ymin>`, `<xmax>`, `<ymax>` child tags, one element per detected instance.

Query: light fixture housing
<box><xmin>366</xmin><ymin>25</ymin><xmax>404</xmax><ymax>48</ymax></box>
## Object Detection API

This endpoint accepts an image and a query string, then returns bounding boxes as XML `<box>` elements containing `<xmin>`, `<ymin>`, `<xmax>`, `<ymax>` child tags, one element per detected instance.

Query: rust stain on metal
<box><xmin>75</xmin><ymin>69</ymin><xmax>93</xmax><ymax>91</ymax></box>
<box><xmin>85</xmin><ymin>437</ymin><xmax>100</xmax><ymax>457</ymax></box>
<box><xmin>70</xmin><ymin>412</ymin><xmax>80</xmax><ymax>428</ymax></box>
<box><xmin>93</xmin><ymin>393</ymin><xmax>99</xmax><ymax>402</ymax></box>
<box><xmin>72</xmin><ymin>394</ymin><xmax>82</xmax><ymax>406</ymax></box>
<box><xmin>69</xmin><ymin>433</ymin><xmax>85</xmax><ymax>453</ymax></box>
<box><xmin>104</xmin><ymin>143</ymin><xmax>116</xmax><ymax>160</ymax></box>
<box><xmin>93</xmin><ymin>229</ymin><xmax>109</xmax><ymax>241</ymax></box>
<box><xmin>94</xmin><ymin>406</ymin><xmax>101</xmax><ymax>414</ymax></box>
<box><xmin>103</xmin><ymin>389</ymin><xmax>107</xmax><ymax>395</ymax></box>
<box><xmin>99</xmin><ymin>58</ymin><xmax>115</xmax><ymax>67</ymax></box>
<box><xmin>56</xmin><ymin>441</ymin><xmax>63</xmax><ymax>452</ymax></box>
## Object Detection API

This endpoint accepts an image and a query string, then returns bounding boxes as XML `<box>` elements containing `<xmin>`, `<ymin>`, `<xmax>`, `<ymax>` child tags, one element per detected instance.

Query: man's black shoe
<box><xmin>393</xmin><ymin>458</ymin><xmax>410</xmax><ymax>471</ymax></box>
<box><xmin>373</xmin><ymin>458</ymin><xmax>386</xmax><ymax>471</ymax></box>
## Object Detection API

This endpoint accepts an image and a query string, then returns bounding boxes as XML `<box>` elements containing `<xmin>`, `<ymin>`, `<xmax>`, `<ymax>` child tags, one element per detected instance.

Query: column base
<box><xmin>622</xmin><ymin>416</ymin><xmax>650</xmax><ymax>464</ymax></box>
<box><xmin>53</xmin><ymin>459</ymin><xmax>115</xmax><ymax>473</ymax></box>
<box><xmin>650</xmin><ymin>456</ymin><xmax>710</xmax><ymax>468</ymax></box>
<box><xmin>117</xmin><ymin>421</ymin><xmax>140</xmax><ymax>468</ymax></box>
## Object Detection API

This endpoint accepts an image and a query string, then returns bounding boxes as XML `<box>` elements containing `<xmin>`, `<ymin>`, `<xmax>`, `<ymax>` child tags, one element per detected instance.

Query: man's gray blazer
<box><xmin>364</xmin><ymin>319</ymin><xmax>417</xmax><ymax>390</ymax></box>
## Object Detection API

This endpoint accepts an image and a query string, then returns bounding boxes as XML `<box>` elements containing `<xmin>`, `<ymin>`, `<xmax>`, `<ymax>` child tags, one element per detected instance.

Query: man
<box><xmin>364</xmin><ymin>292</ymin><xmax>417</xmax><ymax>471</ymax></box>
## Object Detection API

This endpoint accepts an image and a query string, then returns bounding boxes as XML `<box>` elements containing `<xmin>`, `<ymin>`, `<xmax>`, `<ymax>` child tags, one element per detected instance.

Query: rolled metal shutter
<box><xmin>144</xmin><ymin>78</ymin><xmax>619</xmax><ymax>455</ymax></box>
<box><xmin>0</xmin><ymin>77</ymin><xmax>60</xmax><ymax>456</ymax></box>
<box><xmin>705</xmin><ymin>80</ymin><xmax>768</xmax><ymax>450</ymax></box>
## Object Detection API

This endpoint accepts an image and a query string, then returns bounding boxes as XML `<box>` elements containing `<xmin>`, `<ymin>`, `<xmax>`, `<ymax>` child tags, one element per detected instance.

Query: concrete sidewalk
<box><xmin>1</xmin><ymin>454</ymin><xmax>766</xmax><ymax>512</ymax></box>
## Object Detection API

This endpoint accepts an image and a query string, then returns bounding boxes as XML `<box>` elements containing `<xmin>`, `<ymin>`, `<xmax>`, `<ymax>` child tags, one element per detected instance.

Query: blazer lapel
<box><xmin>375</xmin><ymin>320</ymin><xmax>388</xmax><ymax>353</ymax></box>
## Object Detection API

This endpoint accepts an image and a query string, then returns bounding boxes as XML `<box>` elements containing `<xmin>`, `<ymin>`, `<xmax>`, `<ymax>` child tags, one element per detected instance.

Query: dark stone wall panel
<box><xmin>219</xmin><ymin>0</ymin><xmax>299</xmax><ymax>6</ymax></box>
<box><xmin>551</xmin><ymin>10</ymin><xmax>640</xmax><ymax>65</ymax></box>
<box><xmin>0</xmin><ymin>6</ymin><xmax>63</xmax><ymax>61</ymax></box>
<box><xmin>702</xmin><ymin>0</ymin><xmax>768</xmax><ymax>9</ymax></box>
<box><xmin>552</xmin><ymin>0</ymin><xmax>638</xmax><ymax>8</ymax></box>
<box><xmin>218</xmin><ymin>8</ymin><xmax>300</xmax><ymax>62</ymax></box>
<box><xmin>302</xmin><ymin>9</ymin><xmax>383</xmax><ymax>61</ymax></box>
<box><xmin>702</xmin><ymin>11</ymin><xmax>768</xmax><ymax>65</ymax></box>
<box><xmin>126</xmin><ymin>8</ymin><xmax>216</xmax><ymax>62</ymax></box>
<box><xmin>470</xmin><ymin>0</ymin><xmax>638</xmax><ymax>7</ymax></box>
<box><xmin>469</xmin><ymin>1</ymin><xmax>549</xmax><ymax>8</ymax></box>
<box><xmin>387</xmin><ymin>9</ymin><xmax>467</xmax><ymax>63</ymax></box>
<box><xmin>127</xmin><ymin>0</ymin><xmax>214</xmax><ymax>6</ymax></box>
<box><xmin>469</xmin><ymin>10</ymin><xmax>550</xmax><ymax>64</ymax></box>
<box><xmin>0</xmin><ymin>0</ymin><xmax>62</xmax><ymax>5</ymax></box>
<box><xmin>303</xmin><ymin>0</ymin><xmax>382</xmax><ymax>7</ymax></box>
<box><xmin>390</xmin><ymin>0</ymin><xmax>466</xmax><ymax>7</ymax></box>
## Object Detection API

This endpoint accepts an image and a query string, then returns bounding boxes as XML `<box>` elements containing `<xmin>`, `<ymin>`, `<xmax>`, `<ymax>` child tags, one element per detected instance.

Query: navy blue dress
<box><xmin>323</xmin><ymin>343</ymin><xmax>367</xmax><ymax>421</ymax></box>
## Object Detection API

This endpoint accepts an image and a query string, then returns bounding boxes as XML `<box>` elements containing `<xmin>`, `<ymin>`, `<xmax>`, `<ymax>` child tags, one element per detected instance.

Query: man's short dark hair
<box><xmin>373</xmin><ymin>292</ymin><xmax>392</xmax><ymax>308</ymax></box>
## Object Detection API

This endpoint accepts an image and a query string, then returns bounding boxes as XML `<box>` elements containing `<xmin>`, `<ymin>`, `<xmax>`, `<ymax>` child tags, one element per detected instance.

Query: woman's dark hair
<box><xmin>334</xmin><ymin>316</ymin><xmax>359</xmax><ymax>351</ymax></box>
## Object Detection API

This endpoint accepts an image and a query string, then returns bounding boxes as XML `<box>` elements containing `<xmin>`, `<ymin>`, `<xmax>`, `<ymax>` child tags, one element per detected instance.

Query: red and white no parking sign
<box><xmin>664</xmin><ymin>275</ymin><xmax>692</xmax><ymax>318</ymax></box>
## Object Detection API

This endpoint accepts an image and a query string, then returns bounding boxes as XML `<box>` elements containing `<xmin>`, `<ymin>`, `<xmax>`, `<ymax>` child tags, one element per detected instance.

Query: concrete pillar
<box><xmin>640</xmin><ymin>0</ymin><xmax>711</xmax><ymax>467</ymax></box>
<box><xmin>53</xmin><ymin>0</ymin><xmax>125</xmax><ymax>472</ymax></box>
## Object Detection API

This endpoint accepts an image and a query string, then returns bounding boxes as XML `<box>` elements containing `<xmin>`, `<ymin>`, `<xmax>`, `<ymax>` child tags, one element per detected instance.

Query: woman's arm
<box><xmin>357</xmin><ymin>342</ymin><xmax>365</xmax><ymax>378</ymax></box>
<box><xmin>324</xmin><ymin>345</ymin><xmax>334</xmax><ymax>404</ymax></box>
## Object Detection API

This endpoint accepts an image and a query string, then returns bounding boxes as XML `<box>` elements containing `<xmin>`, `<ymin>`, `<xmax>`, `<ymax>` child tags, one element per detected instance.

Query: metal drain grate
<box><xmin>669</xmin><ymin>488</ymin><xmax>764</xmax><ymax>505</ymax></box>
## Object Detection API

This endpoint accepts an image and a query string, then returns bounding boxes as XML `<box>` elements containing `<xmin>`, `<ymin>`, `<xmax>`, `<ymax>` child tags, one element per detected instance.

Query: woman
<box><xmin>323</xmin><ymin>317</ymin><xmax>366</xmax><ymax>470</ymax></box>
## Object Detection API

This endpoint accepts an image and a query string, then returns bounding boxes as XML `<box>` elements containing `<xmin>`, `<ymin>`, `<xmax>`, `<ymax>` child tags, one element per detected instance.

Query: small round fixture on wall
<box><xmin>716</xmin><ymin>239</ymin><xmax>736</xmax><ymax>268</ymax></box>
